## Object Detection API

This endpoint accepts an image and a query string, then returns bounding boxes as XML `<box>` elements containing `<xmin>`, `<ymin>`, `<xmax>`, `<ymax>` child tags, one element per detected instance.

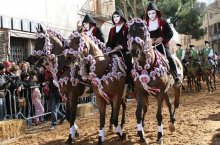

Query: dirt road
<box><xmin>2</xmin><ymin>79</ymin><xmax>220</xmax><ymax>145</ymax></box>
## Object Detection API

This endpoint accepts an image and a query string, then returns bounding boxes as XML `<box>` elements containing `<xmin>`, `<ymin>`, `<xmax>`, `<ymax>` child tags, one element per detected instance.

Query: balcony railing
<box><xmin>80</xmin><ymin>0</ymin><xmax>114</xmax><ymax>22</ymax></box>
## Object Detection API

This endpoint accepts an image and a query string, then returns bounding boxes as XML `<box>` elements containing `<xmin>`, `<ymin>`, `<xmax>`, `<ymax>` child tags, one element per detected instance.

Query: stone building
<box><xmin>0</xmin><ymin>0</ymin><xmax>115</xmax><ymax>62</ymax></box>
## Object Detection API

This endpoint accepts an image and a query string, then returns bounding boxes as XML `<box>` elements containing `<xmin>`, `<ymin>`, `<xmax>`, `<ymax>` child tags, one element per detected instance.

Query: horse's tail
<box><xmin>172</xmin><ymin>54</ymin><xmax>184</xmax><ymax>80</ymax></box>
<box><xmin>171</xmin><ymin>55</ymin><xmax>183</xmax><ymax>109</ymax></box>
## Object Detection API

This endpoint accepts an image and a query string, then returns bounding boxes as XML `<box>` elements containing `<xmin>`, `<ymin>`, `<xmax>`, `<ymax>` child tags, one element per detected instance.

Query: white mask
<box><xmin>205</xmin><ymin>43</ymin><xmax>209</xmax><ymax>47</ymax></box>
<box><xmin>147</xmin><ymin>10</ymin><xmax>157</xmax><ymax>21</ymax></box>
<box><xmin>113</xmin><ymin>14</ymin><xmax>121</xmax><ymax>24</ymax></box>
<box><xmin>83</xmin><ymin>23</ymin><xmax>90</xmax><ymax>31</ymax></box>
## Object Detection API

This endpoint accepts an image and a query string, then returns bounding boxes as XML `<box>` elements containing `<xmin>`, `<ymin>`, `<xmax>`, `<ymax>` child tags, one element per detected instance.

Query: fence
<box><xmin>0</xmin><ymin>85</ymin><xmax>96</xmax><ymax>126</ymax></box>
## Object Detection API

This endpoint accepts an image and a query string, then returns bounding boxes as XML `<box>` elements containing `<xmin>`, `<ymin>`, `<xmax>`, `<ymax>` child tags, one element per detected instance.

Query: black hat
<box><xmin>176</xmin><ymin>44</ymin><xmax>182</xmax><ymax>47</ymax></box>
<box><xmin>82</xmin><ymin>14</ymin><xmax>96</xmax><ymax>26</ymax></box>
<box><xmin>0</xmin><ymin>63</ymin><xmax>5</xmax><ymax>70</ymax></box>
<box><xmin>205</xmin><ymin>41</ymin><xmax>209</xmax><ymax>44</ymax></box>
<box><xmin>112</xmin><ymin>8</ymin><xmax>127</xmax><ymax>25</ymax></box>
<box><xmin>189</xmin><ymin>45</ymin><xmax>195</xmax><ymax>48</ymax></box>
<box><xmin>145</xmin><ymin>2</ymin><xmax>161</xmax><ymax>19</ymax></box>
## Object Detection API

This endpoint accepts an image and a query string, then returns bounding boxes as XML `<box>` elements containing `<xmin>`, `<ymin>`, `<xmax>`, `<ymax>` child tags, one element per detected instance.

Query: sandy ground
<box><xmin>1</xmin><ymin>77</ymin><xmax>220</xmax><ymax>145</ymax></box>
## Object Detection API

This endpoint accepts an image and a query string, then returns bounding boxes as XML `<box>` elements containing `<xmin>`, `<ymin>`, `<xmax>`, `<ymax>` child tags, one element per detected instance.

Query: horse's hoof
<box><xmin>109</xmin><ymin>124</ymin><xmax>114</xmax><ymax>131</ymax></box>
<box><xmin>65</xmin><ymin>134</ymin><xmax>73</xmax><ymax>145</ymax></box>
<box><xmin>169</xmin><ymin>123</ymin><xmax>175</xmax><ymax>132</ymax></box>
<box><xmin>117</xmin><ymin>133</ymin><xmax>126</xmax><ymax>140</ymax></box>
<box><xmin>157</xmin><ymin>138</ymin><xmax>163</xmax><ymax>145</ymax></box>
<box><xmin>75</xmin><ymin>131</ymin><xmax>80</xmax><ymax>138</ymax></box>
<box><xmin>97</xmin><ymin>136</ymin><xmax>103</xmax><ymax>145</ymax></box>
<box><xmin>140</xmin><ymin>137</ymin><xmax>147</xmax><ymax>143</ymax></box>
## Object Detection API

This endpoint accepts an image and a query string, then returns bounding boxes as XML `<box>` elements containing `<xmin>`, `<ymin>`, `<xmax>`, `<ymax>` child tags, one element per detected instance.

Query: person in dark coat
<box><xmin>80</xmin><ymin>14</ymin><xmax>105</xmax><ymax>43</ymax></box>
<box><xmin>144</xmin><ymin>2</ymin><xmax>181</xmax><ymax>87</ymax></box>
<box><xmin>106</xmin><ymin>8</ymin><xmax>134</xmax><ymax>92</ymax></box>
<box><xmin>0</xmin><ymin>63</ymin><xmax>11</xmax><ymax>120</ymax></box>
<box><xmin>41</xmin><ymin>62</ymin><xmax>65</xmax><ymax>130</ymax></box>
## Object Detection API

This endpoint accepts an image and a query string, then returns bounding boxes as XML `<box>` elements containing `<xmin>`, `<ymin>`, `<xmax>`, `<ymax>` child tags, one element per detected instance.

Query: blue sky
<box><xmin>197</xmin><ymin>0</ymin><xmax>215</xmax><ymax>4</ymax></box>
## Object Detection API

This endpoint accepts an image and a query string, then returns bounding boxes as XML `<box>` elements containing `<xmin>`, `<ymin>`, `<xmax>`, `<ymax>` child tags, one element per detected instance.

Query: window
<box><xmin>214</xmin><ymin>23</ymin><xmax>218</xmax><ymax>33</ymax></box>
<box><xmin>9</xmin><ymin>37</ymin><xmax>28</xmax><ymax>63</ymax></box>
<box><xmin>218</xmin><ymin>22</ymin><xmax>220</xmax><ymax>32</ymax></box>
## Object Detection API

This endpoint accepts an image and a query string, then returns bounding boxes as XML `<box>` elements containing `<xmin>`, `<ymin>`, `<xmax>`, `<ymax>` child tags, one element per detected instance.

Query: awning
<box><xmin>10</xmin><ymin>30</ymin><xmax>36</xmax><ymax>39</ymax></box>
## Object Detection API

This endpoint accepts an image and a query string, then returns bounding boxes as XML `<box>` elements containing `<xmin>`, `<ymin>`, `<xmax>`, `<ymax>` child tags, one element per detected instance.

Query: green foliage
<box><xmin>114</xmin><ymin>0</ymin><xmax>207</xmax><ymax>39</ymax></box>
<box><xmin>155</xmin><ymin>0</ymin><xmax>206</xmax><ymax>39</ymax></box>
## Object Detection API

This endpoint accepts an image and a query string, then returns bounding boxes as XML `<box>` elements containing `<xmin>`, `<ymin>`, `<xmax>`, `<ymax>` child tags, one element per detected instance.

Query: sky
<box><xmin>197</xmin><ymin>0</ymin><xmax>215</xmax><ymax>4</ymax></box>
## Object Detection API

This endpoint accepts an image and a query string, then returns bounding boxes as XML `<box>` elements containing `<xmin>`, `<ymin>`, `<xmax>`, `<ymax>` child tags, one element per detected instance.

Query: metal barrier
<box><xmin>0</xmin><ymin>84</ymin><xmax>97</xmax><ymax>126</ymax></box>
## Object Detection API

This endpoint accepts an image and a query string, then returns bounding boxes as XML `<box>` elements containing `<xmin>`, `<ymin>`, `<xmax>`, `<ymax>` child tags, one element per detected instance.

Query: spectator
<box><xmin>41</xmin><ymin>62</ymin><xmax>65</xmax><ymax>130</ymax></box>
<box><xmin>31</xmin><ymin>72</ymin><xmax>44</xmax><ymax>125</ymax></box>
<box><xmin>8</xmin><ymin>64</ymin><xmax>23</xmax><ymax>116</ymax></box>
<box><xmin>0</xmin><ymin>63</ymin><xmax>11</xmax><ymax>120</ymax></box>
<box><xmin>3</xmin><ymin>61</ymin><xmax>11</xmax><ymax>75</ymax></box>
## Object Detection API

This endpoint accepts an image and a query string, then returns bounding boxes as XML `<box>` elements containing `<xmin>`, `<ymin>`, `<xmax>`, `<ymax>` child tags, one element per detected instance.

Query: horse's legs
<box><xmin>164</xmin><ymin>93</ymin><xmax>175</xmax><ymax>132</ymax></box>
<box><xmin>109</xmin><ymin>98</ymin><xmax>126</xmax><ymax>131</ymax></box>
<box><xmin>156</xmin><ymin>94</ymin><xmax>164</xmax><ymax>144</ymax></box>
<box><xmin>120</xmin><ymin>98</ymin><xmax>127</xmax><ymax>129</ymax></box>
<box><xmin>136</xmin><ymin>94</ymin><xmax>147</xmax><ymax>143</ymax></box>
<box><xmin>210</xmin><ymin>74</ymin><xmax>214</xmax><ymax>91</ymax></box>
<box><xmin>96</xmin><ymin>95</ymin><xmax>106</xmax><ymax>145</ymax></box>
<box><xmin>112</xmin><ymin>94</ymin><xmax>126</xmax><ymax>139</ymax></box>
<box><xmin>142</xmin><ymin>97</ymin><xmax>148</xmax><ymax>128</ymax></box>
<box><xmin>109</xmin><ymin>101</ymin><xmax>114</xmax><ymax>131</ymax></box>
<box><xmin>205</xmin><ymin>74</ymin><xmax>211</xmax><ymax>92</ymax></box>
<box><xmin>66</xmin><ymin>92</ymin><xmax>79</xmax><ymax>145</ymax></box>
<box><xmin>213</xmin><ymin>71</ymin><xmax>216</xmax><ymax>90</ymax></box>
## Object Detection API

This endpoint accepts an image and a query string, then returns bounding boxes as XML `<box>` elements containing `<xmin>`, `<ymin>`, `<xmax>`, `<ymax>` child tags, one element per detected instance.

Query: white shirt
<box><xmin>148</xmin><ymin>18</ymin><xmax>159</xmax><ymax>31</ymax></box>
<box><xmin>208</xmin><ymin>47</ymin><xmax>214</xmax><ymax>58</ymax></box>
<box><xmin>115</xmin><ymin>23</ymin><xmax>124</xmax><ymax>33</ymax></box>
<box><xmin>86</xmin><ymin>26</ymin><xmax>95</xmax><ymax>36</ymax></box>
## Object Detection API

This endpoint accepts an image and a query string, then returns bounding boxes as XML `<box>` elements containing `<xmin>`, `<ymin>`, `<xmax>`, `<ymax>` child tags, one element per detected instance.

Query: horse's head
<box><xmin>33</xmin><ymin>25</ymin><xmax>66</xmax><ymax>70</ymax></box>
<box><xmin>65</xmin><ymin>31</ymin><xmax>84</xmax><ymax>66</ymax></box>
<box><xmin>127</xmin><ymin>18</ymin><xmax>152</xmax><ymax>59</ymax></box>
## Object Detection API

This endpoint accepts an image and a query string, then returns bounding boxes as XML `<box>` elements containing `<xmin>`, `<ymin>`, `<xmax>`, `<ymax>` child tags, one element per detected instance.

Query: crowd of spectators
<box><xmin>0</xmin><ymin>60</ymin><xmax>65</xmax><ymax>130</ymax></box>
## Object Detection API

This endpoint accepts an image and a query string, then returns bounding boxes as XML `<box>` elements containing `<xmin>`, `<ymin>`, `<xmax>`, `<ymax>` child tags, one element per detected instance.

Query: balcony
<box><xmin>80</xmin><ymin>0</ymin><xmax>115</xmax><ymax>23</ymax></box>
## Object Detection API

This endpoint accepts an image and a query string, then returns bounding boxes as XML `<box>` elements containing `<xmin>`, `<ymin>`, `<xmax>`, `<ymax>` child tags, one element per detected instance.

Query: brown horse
<box><xmin>127</xmin><ymin>18</ymin><xmax>183</xmax><ymax>144</ymax></box>
<box><xmin>199</xmin><ymin>50</ymin><xmax>216</xmax><ymax>92</ymax></box>
<box><xmin>184</xmin><ymin>49</ymin><xmax>202</xmax><ymax>91</ymax></box>
<box><xmin>33</xmin><ymin>25</ymin><xmax>87</xmax><ymax>145</ymax></box>
<box><xmin>67</xmin><ymin>32</ymin><xmax>127</xmax><ymax>144</ymax></box>
<box><xmin>67</xmin><ymin>32</ymin><xmax>127</xmax><ymax>132</ymax></box>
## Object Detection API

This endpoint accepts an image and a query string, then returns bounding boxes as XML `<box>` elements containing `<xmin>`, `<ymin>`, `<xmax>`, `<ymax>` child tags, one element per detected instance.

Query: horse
<box><xmin>33</xmin><ymin>25</ymin><xmax>87</xmax><ymax>145</ymax></box>
<box><xmin>67</xmin><ymin>31</ymin><xmax>128</xmax><ymax>132</ymax></box>
<box><xmin>184</xmin><ymin>49</ymin><xmax>202</xmax><ymax>91</ymax></box>
<box><xmin>66</xmin><ymin>32</ymin><xmax>128</xmax><ymax>144</ymax></box>
<box><xmin>198</xmin><ymin>50</ymin><xmax>216</xmax><ymax>92</ymax></box>
<box><xmin>127</xmin><ymin>18</ymin><xmax>183</xmax><ymax>144</ymax></box>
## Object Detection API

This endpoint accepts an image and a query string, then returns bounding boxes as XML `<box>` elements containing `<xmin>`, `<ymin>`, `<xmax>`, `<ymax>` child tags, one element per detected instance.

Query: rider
<box><xmin>188</xmin><ymin>45</ymin><xmax>199</xmax><ymax>61</ymax></box>
<box><xmin>176</xmin><ymin>43</ymin><xmax>186</xmax><ymax>62</ymax></box>
<box><xmin>144</xmin><ymin>2</ymin><xmax>181</xmax><ymax>87</ymax></box>
<box><xmin>79</xmin><ymin>14</ymin><xmax>105</xmax><ymax>43</ymax></box>
<box><xmin>106</xmin><ymin>8</ymin><xmax>134</xmax><ymax>92</ymax></box>
<box><xmin>202</xmin><ymin>41</ymin><xmax>216</xmax><ymax>68</ymax></box>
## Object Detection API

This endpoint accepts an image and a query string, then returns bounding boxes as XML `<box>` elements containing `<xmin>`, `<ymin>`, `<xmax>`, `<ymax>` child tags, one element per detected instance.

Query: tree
<box><xmin>115</xmin><ymin>0</ymin><xmax>207</xmax><ymax>39</ymax></box>
<box><xmin>157</xmin><ymin>0</ymin><xmax>206</xmax><ymax>39</ymax></box>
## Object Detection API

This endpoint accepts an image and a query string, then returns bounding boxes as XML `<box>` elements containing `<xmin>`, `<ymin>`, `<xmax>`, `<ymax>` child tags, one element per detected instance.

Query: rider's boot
<box><xmin>168</xmin><ymin>56</ymin><xmax>182</xmax><ymax>87</ymax></box>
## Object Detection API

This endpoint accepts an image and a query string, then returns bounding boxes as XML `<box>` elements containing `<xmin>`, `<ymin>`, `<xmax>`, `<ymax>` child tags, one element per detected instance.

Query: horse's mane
<box><xmin>48</xmin><ymin>31</ymin><xmax>63</xmax><ymax>50</ymax></box>
<box><xmin>82</xmin><ymin>33</ymin><xmax>104</xmax><ymax>60</ymax></box>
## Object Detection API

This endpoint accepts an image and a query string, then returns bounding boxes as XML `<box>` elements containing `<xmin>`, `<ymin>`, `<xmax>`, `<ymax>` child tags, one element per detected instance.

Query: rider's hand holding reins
<box><xmin>113</xmin><ymin>45</ymin><xmax>123</xmax><ymax>51</ymax></box>
<box><xmin>152</xmin><ymin>37</ymin><xmax>163</xmax><ymax>45</ymax></box>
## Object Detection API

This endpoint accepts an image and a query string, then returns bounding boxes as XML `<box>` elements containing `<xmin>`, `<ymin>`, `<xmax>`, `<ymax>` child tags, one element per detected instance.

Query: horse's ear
<box><xmin>36</xmin><ymin>25</ymin><xmax>40</xmax><ymax>33</ymax></box>
<box><xmin>39</xmin><ymin>24</ymin><xmax>44</xmax><ymax>33</ymax></box>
